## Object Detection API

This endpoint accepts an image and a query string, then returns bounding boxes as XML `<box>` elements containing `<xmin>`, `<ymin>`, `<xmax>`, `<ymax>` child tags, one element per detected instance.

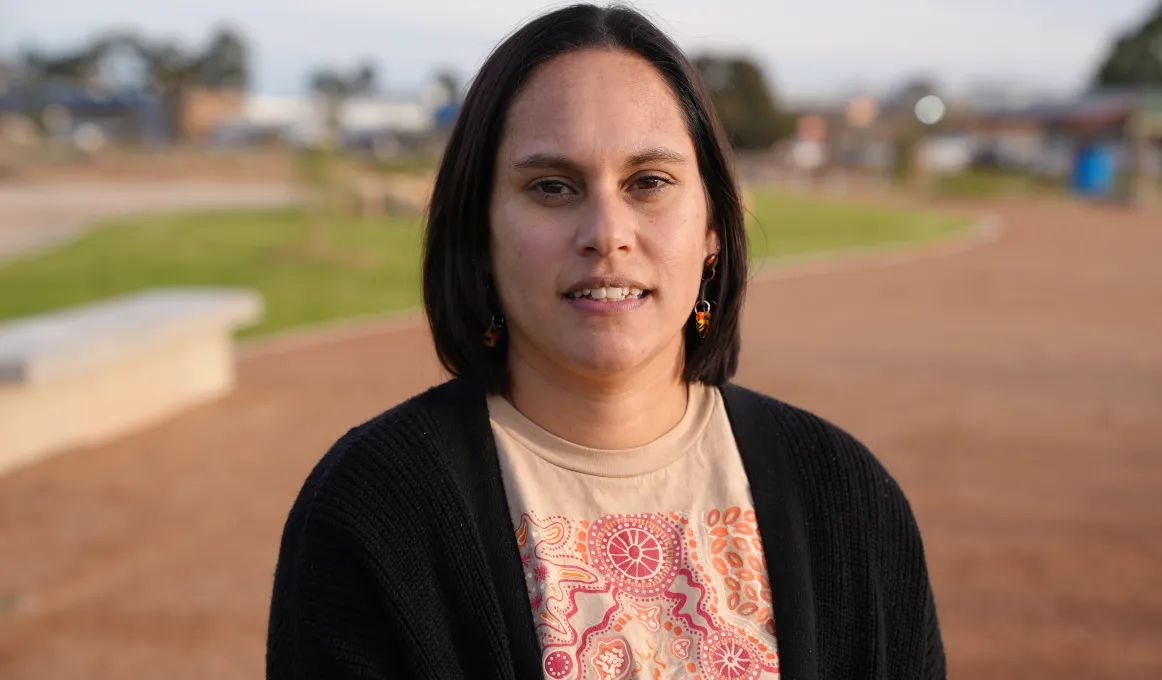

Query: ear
<box><xmin>705</xmin><ymin>227</ymin><xmax>719</xmax><ymax>258</ymax></box>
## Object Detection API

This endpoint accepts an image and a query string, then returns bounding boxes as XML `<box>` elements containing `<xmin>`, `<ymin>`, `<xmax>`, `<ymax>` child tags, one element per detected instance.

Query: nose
<box><xmin>575</xmin><ymin>187</ymin><xmax>633</xmax><ymax>257</ymax></box>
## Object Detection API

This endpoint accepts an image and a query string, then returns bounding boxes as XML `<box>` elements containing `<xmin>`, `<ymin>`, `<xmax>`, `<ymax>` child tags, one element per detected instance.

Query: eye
<box><xmin>529</xmin><ymin>179</ymin><xmax>578</xmax><ymax>204</ymax></box>
<box><xmin>629</xmin><ymin>174</ymin><xmax>674</xmax><ymax>197</ymax></box>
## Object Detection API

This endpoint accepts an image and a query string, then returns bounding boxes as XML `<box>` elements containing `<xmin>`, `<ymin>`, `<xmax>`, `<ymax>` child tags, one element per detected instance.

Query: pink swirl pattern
<box><xmin>517</xmin><ymin>510</ymin><xmax>780</xmax><ymax>679</ymax></box>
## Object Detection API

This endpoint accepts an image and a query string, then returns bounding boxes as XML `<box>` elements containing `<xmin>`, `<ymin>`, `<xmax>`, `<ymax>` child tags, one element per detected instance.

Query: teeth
<box><xmin>566</xmin><ymin>287</ymin><xmax>647</xmax><ymax>300</ymax></box>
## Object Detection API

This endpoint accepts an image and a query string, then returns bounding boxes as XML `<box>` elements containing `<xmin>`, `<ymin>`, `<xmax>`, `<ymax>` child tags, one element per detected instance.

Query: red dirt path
<box><xmin>0</xmin><ymin>198</ymin><xmax>1159</xmax><ymax>679</ymax></box>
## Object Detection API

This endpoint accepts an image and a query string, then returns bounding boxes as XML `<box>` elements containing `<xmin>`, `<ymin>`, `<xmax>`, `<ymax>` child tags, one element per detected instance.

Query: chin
<box><xmin>570</xmin><ymin>353</ymin><xmax>643</xmax><ymax>377</ymax></box>
<box><xmin>560</xmin><ymin>336</ymin><xmax>658</xmax><ymax>378</ymax></box>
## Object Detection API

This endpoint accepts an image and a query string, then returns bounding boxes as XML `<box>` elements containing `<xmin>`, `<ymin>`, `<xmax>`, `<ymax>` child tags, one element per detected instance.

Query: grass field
<box><xmin>0</xmin><ymin>190</ymin><xmax>969</xmax><ymax>337</ymax></box>
<box><xmin>929</xmin><ymin>170</ymin><xmax>1065</xmax><ymax>198</ymax></box>
<box><xmin>745</xmin><ymin>190</ymin><xmax>966</xmax><ymax>260</ymax></box>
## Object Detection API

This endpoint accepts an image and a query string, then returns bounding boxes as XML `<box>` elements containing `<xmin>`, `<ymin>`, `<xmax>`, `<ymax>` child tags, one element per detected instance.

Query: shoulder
<box><xmin>721</xmin><ymin>383</ymin><xmax>934</xmax><ymax>584</ymax></box>
<box><xmin>720</xmin><ymin>383</ymin><xmax>915</xmax><ymax>522</ymax></box>
<box><xmin>284</xmin><ymin>379</ymin><xmax>482</xmax><ymax>538</ymax></box>
<box><xmin>721</xmin><ymin>387</ymin><xmax>945</xmax><ymax>673</ymax></box>
<box><xmin>721</xmin><ymin>383</ymin><xmax>886</xmax><ymax>476</ymax></box>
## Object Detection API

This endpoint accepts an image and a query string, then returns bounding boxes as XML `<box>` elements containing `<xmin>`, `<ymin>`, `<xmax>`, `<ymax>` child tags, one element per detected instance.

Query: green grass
<box><xmin>0</xmin><ymin>190</ymin><xmax>969</xmax><ymax>338</ymax></box>
<box><xmin>363</xmin><ymin>155</ymin><xmax>440</xmax><ymax>175</ymax></box>
<box><xmin>745</xmin><ymin>190</ymin><xmax>968</xmax><ymax>261</ymax></box>
<box><xmin>929</xmin><ymin>170</ymin><xmax>1065</xmax><ymax>198</ymax></box>
<box><xmin>930</xmin><ymin>169</ymin><xmax>1162</xmax><ymax>201</ymax></box>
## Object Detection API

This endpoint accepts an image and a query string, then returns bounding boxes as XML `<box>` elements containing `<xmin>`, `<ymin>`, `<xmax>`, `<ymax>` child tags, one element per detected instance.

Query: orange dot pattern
<box><xmin>706</xmin><ymin>505</ymin><xmax>775</xmax><ymax>634</ymax></box>
<box><xmin>516</xmin><ymin>509</ymin><xmax>779</xmax><ymax>679</ymax></box>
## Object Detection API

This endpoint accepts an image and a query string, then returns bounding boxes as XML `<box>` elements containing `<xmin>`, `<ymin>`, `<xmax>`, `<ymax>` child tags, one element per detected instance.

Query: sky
<box><xmin>0</xmin><ymin>0</ymin><xmax>1156</xmax><ymax>102</ymax></box>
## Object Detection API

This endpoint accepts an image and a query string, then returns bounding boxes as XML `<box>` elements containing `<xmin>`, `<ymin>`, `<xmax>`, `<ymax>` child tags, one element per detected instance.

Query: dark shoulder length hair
<box><xmin>422</xmin><ymin>2</ymin><xmax>747</xmax><ymax>395</ymax></box>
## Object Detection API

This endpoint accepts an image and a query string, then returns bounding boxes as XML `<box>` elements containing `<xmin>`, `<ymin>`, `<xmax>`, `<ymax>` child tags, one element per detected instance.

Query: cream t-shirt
<box><xmin>488</xmin><ymin>384</ymin><xmax>780</xmax><ymax>680</ymax></box>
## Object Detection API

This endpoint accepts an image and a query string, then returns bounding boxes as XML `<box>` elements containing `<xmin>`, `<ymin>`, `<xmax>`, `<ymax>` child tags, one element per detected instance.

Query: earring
<box><xmin>482</xmin><ymin>314</ymin><xmax>505</xmax><ymax>348</ymax></box>
<box><xmin>694</xmin><ymin>300</ymin><xmax>712</xmax><ymax>337</ymax></box>
<box><xmin>693</xmin><ymin>253</ymin><xmax>719</xmax><ymax>338</ymax></box>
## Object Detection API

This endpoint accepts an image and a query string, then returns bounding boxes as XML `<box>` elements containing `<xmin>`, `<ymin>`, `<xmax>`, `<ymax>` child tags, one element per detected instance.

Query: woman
<box><xmin>267</xmin><ymin>4</ymin><xmax>944</xmax><ymax>679</ymax></box>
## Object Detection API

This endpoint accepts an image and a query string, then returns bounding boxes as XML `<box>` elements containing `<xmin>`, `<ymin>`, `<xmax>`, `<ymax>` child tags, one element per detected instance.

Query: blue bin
<box><xmin>1072</xmin><ymin>144</ymin><xmax>1116</xmax><ymax>197</ymax></box>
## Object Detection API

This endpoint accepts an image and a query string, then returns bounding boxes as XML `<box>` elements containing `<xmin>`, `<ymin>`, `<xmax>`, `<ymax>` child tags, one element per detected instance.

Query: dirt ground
<box><xmin>0</xmin><ymin>196</ymin><xmax>1160</xmax><ymax>679</ymax></box>
<box><xmin>6</xmin><ymin>148</ymin><xmax>299</xmax><ymax>183</ymax></box>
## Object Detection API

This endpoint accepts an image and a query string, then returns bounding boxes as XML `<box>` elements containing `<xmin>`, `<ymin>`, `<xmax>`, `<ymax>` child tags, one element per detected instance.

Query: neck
<box><xmin>506</xmin><ymin>343</ymin><xmax>688</xmax><ymax>450</ymax></box>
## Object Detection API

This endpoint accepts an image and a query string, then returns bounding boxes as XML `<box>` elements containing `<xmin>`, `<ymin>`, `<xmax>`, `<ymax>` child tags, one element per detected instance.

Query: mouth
<box><xmin>563</xmin><ymin>286</ymin><xmax>651</xmax><ymax>302</ymax></box>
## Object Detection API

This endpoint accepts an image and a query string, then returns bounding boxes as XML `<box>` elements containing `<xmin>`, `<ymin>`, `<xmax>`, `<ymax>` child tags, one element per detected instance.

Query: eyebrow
<box><xmin>512</xmin><ymin>146</ymin><xmax>689</xmax><ymax>172</ymax></box>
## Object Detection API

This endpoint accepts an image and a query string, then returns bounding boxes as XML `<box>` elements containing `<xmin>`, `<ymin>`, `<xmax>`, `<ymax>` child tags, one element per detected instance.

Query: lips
<box><xmin>563</xmin><ymin>277</ymin><xmax>651</xmax><ymax>302</ymax></box>
<box><xmin>565</xmin><ymin>286</ymin><xmax>647</xmax><ymax>301</ymax></box>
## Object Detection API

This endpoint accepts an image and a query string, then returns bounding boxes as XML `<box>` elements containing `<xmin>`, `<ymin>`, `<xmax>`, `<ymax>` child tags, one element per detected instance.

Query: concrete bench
<box><xmin>0</xmin><ymin>288</ymin><xmax>262</xmax><ymax>475</ymax></box>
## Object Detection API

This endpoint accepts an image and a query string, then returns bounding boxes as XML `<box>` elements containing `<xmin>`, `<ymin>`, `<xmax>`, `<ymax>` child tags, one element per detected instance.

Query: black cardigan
<box><xmin>267</xmin><ymin>379</ymin><xmax>945</xmax><ymax>679</ymax></box>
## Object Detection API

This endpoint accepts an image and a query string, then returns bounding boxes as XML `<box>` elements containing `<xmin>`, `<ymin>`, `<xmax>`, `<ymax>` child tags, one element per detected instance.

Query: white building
<box><xmin>215</xmin><ymin>91</ymin><xmax>438</xmax><ymax>147</ymax></box>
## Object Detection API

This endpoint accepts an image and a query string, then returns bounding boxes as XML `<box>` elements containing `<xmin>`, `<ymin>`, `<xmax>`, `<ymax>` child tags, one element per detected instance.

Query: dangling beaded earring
<box><xmin>693</xmin><ymin>253</ymin><xmax>719</xmax><ymax>338</ymax></box>
<box><xmin>482</xmin><ymin>314</ymin><xmax>505</xmax><ymax>348</ymax></box>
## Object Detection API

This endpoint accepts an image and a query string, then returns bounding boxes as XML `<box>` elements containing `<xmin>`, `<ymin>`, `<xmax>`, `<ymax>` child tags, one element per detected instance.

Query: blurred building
<box><xmin>971</xmin><ymin>88</ymin><xmax>1162</xmax><ymax>181</ymax></box>
<box><xmin>212</xmin><ymin>84</ymin><xmax>456</xmax><ymax>157</ymax></box>
<box><xmin>179</xmin><ymin>86</ymin><xmax>247</xmax><ymax>140</ymax></box>
<box><xmin>776</xmin><ymin>85</ymin><xmax>1162</xmax><ymax>200</ymax></box>
<box><xmin>0</xmin><ymin>82</ymin><xmax>167</xmax><ymax>144</ymax></box>
<box><xmin>0</xmin><ymin>38</ymin><xmax>246</xmax><ymax>146</ymax></box>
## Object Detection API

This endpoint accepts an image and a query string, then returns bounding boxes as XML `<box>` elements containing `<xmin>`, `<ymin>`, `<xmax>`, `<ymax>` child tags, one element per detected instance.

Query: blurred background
<box><xmin>0</xmin><ymin>1</ymin><xmax>1160</xmax><ymax>678</ymax></box>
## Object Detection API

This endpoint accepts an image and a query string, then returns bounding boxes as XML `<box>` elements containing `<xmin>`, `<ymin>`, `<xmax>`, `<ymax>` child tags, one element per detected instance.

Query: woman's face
<box><xmin>490</xmin><ymin>48</ymin><xmax>715</xmax><ymax>383</ymax></box>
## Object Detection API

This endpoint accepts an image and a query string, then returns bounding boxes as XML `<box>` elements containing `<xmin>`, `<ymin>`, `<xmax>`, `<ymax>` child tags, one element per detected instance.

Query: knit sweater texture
<box><xmin>266</xmin><ymin>378</ymin><xmax>946</xmax><ymax>679</ymax></box>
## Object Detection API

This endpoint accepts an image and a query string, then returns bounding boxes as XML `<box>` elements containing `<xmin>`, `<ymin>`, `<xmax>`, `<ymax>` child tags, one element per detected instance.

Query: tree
<box><xmin>142</xmin><ymin>42</ymin><xmax>202</xmax><ymax>140</ymax></box>
<box><xmin>141</xmin><ymin>28</ymin><xmax>251</xmax><ymax>139</ymax></box>
<box><xmin>311</xmin><ymin>60</ymin><xmax>378</xmax><ymax>99</ymax></box>
<box><xmin>19</xmin><ymin>43</ymin><xmax>104</xmax><ymax>85</ymax></box>
<box><xmin>90</xmin><ymin>33</ymin><xmax>153</xmax><ymax>93</ymax></box>
<box><xmin>1094</xmin><ymin>2</ymin><xmax>1162</xmax><ymax>87</ymax></box>
<box><xmin>301</xmin><ymin>59</ymin><xmax>382</xmax><ymax>255</ymax></box>
<box><xmin>350</xmin><ymin>60</ymin><xmax>377</xmax><ymax>96</ymax></box>
<box><xmin>197</xmin><ymin>26</ymin><xmax>249</xmax><ymax>89</ymax></box>
<box><xmin>434</xmin><ymin>69</ymin><xmax>461</xmax><ymax>104</ymax></box>
<box><xmin>873</xmin><ymin>77</ymin><xmax>945</xmax><ymax>183</ymax></box>
<box><xmin>883</xmin><ymin>78</ymin><xmax>939</xmax><ymax>119</ymax></box>
<box><xmin>693</xmin><ymin>55</ymin><xmax>793</xmax><ymax>149</ymax></box>
<box><xmin>19</xmin><ymin>35</ymin><xmax>148</xmax><ymax>135</ymax></box>
<box><xmin>14</xmin><ymin>29</ymin><xmax>250</xmax><ymax>141</ymax></box>
<box><xmin>0</xmin><ymin>59</ymin><xmax>15</xmax><ymax>90</ymax></box>
<box><xmin>309</xmin><ymin>59</ymin><xmax>379</xmax><ymax>146</ymax></box>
